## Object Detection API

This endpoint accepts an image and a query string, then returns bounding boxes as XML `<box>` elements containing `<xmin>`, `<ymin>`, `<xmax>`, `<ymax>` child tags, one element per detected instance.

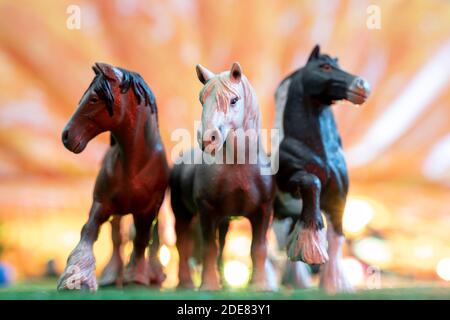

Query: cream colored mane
<box><xmin>199</xmin><ymin>72</ymin><xmax>261</xmax><ymax>132</ymax></box>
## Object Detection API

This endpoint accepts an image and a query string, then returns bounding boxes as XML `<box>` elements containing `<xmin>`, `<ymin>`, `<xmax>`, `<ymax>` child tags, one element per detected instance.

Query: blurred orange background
<box><xmin>0</xmin><ymin>0</ymin><xmax>449</xmax><ymax>288</ymax></box>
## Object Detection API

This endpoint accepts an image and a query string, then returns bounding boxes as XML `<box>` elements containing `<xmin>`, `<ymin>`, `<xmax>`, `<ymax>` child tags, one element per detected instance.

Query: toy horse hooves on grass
<box><xmin>99</xmin><ymin>217</ymin><xmax>166</xmax><ymax>288</ymax></box>
<box><xmin>57</xmin><ymin>242</ymin><xmax>97</xmax><ymax>291</ymax></box>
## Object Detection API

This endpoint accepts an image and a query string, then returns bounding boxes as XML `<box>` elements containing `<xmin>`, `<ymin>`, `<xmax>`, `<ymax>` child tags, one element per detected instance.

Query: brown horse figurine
<box><xmin>57</xmin><ymin>63</ymin><xmax>169</xmax><ymax>291</ymax></box>
<box><xmin>170</xmin><ymin>62</ymin><xmax>276</xmax><ymax>290</ymax></box>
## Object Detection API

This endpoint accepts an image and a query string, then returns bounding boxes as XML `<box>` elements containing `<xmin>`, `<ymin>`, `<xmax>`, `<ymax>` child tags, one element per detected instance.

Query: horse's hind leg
<box><xmin>320</xmin><ymin>201</ymin><xmax>353</xmax><ymax>294</ymax></box>
<box><xmin>286</xmin><ymin>171</ymin><xmax>328</xmax><ymax>265</ymax></box>
<box><xmin>99</xmin><ymin>215</ymin><xmax>125</xmax><ymax>287</ymax></box>
<box><xmin>249</xmin><ymin>202</ymin><xmax>274</xmax><ymax>291</ymax></box>
<box><xmin>57</xmin><ymin>201</ymin><xmax>110</xmax><ymax>291</ymax></box>
<box><xmin>199</xmin><ymin>210</ymin><xmax>220</xmax><ymax>290</ymax></box>
<box><xmin>174</xmin><ymin>205</ymin><xmax>195</xmax><ymax>289</ymax></box>
<box><xmin>124</xmin><ymin>213</ymin><xmax>153</xmax><ymax>286</ymax></box>
<box><xmin>218</xmin><ymin>220</ymin><xmax>229</xmax><ymax>286</ymax></box>
<box><xmin>148</xmin><ymin>221</ymin><xmax>166</xmax><ymax>286</ymax></box>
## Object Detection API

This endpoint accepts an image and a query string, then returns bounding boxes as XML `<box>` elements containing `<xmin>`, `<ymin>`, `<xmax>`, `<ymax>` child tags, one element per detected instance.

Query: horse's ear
<box><xmin>230</xmin><ymin>62</ymin><xmax>242</xmax><ymax>83</ymax></box>
<box><xmin>196</xmin><ymin>64</ymin><xmax>215</xmax><ymax>84</ymax></box>
<box><xmin>307</xmin><ymin>45</ymin><xmax>321</xmax><ymax>62</ymax></box>
<box><xmin>92</xmin><ymin>65</ymin><xmax>101</xmax><ymax>75</ymax></box>
<box><xmin>94</xmin><ymin>62</ymin><xmax>123</xmax><ymax>82</ymax></box>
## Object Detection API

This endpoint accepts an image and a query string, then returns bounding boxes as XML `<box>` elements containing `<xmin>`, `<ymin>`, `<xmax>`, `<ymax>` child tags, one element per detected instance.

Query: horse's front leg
<box><xmin>123</xmin><ymin>213</ymin><xmax>154</xmax><ymax>286</ymax></box>
<box><xmin>249</xmin><ymin>202</ymin><xmax>275</xmax><ymax>291</ymax></box>
<box><xmin>286</xmin><ymin>171</ymin><xmax>328</xmax><ymax>264</ymax></box>
<box><xmin>175</xmin><ymin>211</ymin><xmax>196</xmax><ymax>288</ymax></box>
<box><xmin>320</xmin><ymin>199</ymin><xmax>353</xmax><ymax>294</ymax></box>
<box><xmin>199</xmin><ymin>210</ymin><xmax>220</xmax><ymax>290</ymax></box>
<box><xmin>57</xmin><ymin>201</ymin><xmax>110</xmax><ymax>292</ymax></box>
<box><xmin>148</xmin><ymin>221</ymin><xmax>166</xmax><ymax>286</ymax></box>
<box><xmin>99</xmin><ymin>215</ymin><xmax>125</xmax><ymax>287</ymax></box>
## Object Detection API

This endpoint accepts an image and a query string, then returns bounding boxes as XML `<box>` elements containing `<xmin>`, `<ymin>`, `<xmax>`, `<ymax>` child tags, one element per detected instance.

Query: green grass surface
<box><xmin>1</xmin><ymin>280</ymin><xmax>449</xmax><ymax>300</ymax></box>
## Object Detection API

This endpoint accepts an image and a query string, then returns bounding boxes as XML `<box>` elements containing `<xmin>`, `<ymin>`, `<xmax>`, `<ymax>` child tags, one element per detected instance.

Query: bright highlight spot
<box><xmin>227</xmin><ymin>235</ymin><xmax>251</xmax><ymax>257</ymax></box>
<box><xmin>343</xmin><ymin>198</ymin><xmax>375</xmax><ymax>234</ymax></box>
<box><xmin>342</xmin><ymin>257</ymin><xmax>365</xmax><ymax>286</ymax></box>
<box><xmin>353</xmin><ymin>237</ymin><xmax>392</xmax><ymax>267</ymax></box>
<box><xmin>224</xmin><ymin>260</ymin><xmax>250</xmax><ymax>288</ymax></box>
<box><xmin>436</xmin><ymin>258</ymin><xmax>450</xmax><ymax>281</ymax></box>
<box><xmin>158</xmin><ymin>245</ymin><xmax>171</xmax><ymax>267</ymax></box>
<box><xmin>60</xmin><ymin>231</ymin><xmax>78</xmax><ymax>247</ymax></box>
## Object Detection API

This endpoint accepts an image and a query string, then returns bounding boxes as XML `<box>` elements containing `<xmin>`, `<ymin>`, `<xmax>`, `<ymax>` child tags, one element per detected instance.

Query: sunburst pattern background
<box><xmin>0</xmin><ymin>0</ymin><xmax>449</xmax><ymax>288</ymax></box>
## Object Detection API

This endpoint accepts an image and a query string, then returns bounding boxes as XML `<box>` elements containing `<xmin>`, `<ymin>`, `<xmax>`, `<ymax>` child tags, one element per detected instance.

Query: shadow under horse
<box><xmin>274</xmin><ymin>45</ymin><xmax>371</xmax><ymax>293</ymax></box>
<box><xmin>57</xmin><ymin>63</ymin><xmax>169</xmax><ymax>291</ymax></box>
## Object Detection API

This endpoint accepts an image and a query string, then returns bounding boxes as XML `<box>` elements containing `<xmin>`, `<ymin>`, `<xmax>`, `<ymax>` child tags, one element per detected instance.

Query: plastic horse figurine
<box><xmin>170</xmin><ymin>62</ymin><xmax>276</xmax><ymax>290</ymax></box>
<box><xmin>57</xmin><ymin>63</ymin><xmax>169</xmax><ymax>291</ymax></box>
<box><xmin>273</xmin><ymin>45</ymin><xmax>371</xmax><ymax>293</ymax></box>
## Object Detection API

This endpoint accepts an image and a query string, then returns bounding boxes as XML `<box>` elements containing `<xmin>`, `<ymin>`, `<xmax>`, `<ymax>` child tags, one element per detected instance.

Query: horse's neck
<box><xmin>112</xmin><ymin>109</ymin><xmax>160</xmax><ymax>172</ymax></box>
<box><xmin>283</xmin><ymin>82</ymin><xmax>336</xmax><ymax>140</ymax></box>
<box><xmin>283</xmin><ymin>83</ymin><xmax>342</xmax><ymax>159</ymax></box>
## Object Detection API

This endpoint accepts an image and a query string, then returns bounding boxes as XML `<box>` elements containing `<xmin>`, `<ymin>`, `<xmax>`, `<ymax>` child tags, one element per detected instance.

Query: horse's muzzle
<box><xmin>346</xmin><ymin>77</ymin><xmax>371</xmax><ymax>105</ymax></box>
<box><xmin>200</xmin><ymin>128</ymin><xmax>223</xmax><ymax>154</ymax></box>
<box><xmin>62</xmin><ymin>127</ymin><xmax>85</xmax><ymax>154</ymax></box>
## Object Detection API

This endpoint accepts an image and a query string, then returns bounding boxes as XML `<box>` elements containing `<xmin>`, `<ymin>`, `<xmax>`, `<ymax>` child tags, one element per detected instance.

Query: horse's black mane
<box><xmin>83</xmin><ymin>65</ymin><xmax>158</xmax><ymax>146</ymax></box>
<box><xmin>118</xmin><ymin>68</ymin><xmax>157</xmax><ymax>114</ymax></box>
<box><xmin>85</xmin><ymin>66</ymin><xmax>157</xmax><ymax>116</ymax></box>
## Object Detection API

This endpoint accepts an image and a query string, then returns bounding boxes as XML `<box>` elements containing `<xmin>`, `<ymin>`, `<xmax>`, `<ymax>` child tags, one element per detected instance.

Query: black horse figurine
<box><xmin>274</xmin><ymin>45</ymin><xmax>371</xmax><ymax>293</ymax></box>
<box><xmin>171</xmin><ymin>63</ymin><xmax>276</xmax><ymax>290</ymax></box>
<box><xmin>57</xmin><ymin>63</ymin><xmax>169</xmax><ymax>291</ymax></box>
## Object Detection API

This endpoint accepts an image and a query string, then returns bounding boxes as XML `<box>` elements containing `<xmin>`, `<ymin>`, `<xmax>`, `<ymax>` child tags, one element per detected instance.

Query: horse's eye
<box><xmin>321</xmin><ymin>64</ymin><xmax>332</xmax><ymax>71</ymax></box>
<box><xmin>90</xmin><ymin>96</ymin><xmax>99</xmax><ymax>104</ymax></box>
<box><xmin>230</xmin><ymin>97</ymin><xmax>239</xmax><ymax>106</ymax></box>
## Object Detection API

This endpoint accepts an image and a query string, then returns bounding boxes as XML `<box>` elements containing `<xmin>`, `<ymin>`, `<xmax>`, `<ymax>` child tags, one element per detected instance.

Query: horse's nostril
<box><xmin>211</xmin><ymin>134</ymin><xmax>216</xmax><ymax>142</ymax></box>
<box><xmin>62</xmin><ymin>130</ymin><xmax>69</xmax><ymax>144</ymax></box>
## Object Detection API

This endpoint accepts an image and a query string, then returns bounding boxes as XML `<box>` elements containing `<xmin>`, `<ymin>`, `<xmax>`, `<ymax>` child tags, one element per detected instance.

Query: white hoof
<box><xmin>320</xmin><ymin>259</ymin><xmax>353</xmax><ymax>294</ymax></box>
<box><xmin>57</xmin><ymin>242</ymin><xmax>97</xmax><ymax>292</ymax></box>
<box><xmin>287</xmin><ymin>222</ymin><xmax>328</xmax><ymax>264</ymax></box>
<box><xmin>264</xmin><ymin>259</ymin><xmax>279</xmax><ymax>292</ymax></box>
